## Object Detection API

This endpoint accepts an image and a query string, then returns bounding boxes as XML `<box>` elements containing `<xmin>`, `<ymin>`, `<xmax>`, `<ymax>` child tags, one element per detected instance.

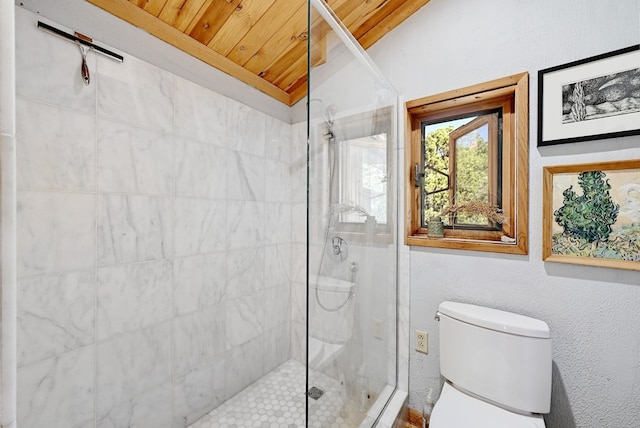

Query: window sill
<box><xmin>406</xmin><ymin>232</ymin><xmax>527</xmax><ymax>255</ymax></box>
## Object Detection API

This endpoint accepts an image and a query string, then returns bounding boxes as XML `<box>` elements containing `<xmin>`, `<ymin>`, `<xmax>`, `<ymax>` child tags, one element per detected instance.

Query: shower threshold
<box><xmin>189</xmin><ymin>359</ymin><xmax>366</xmax><ymax>428</ymax></box>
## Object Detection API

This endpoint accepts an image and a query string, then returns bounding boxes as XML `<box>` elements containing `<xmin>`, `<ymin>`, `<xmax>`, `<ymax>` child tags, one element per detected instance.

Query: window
<box><xmin>338</xmin><ymin>133</ymin><xmax>388</xmax><ymax>225</ymax></box>
<box><xmin>405</xmin><ymin>73</ymin><xmax>529</xmax><ymax>254</ymax></box>
<box><xmin>328</xmin><ymin>107</ymin><xmax>395</xmax><ymax>242</ymax></box>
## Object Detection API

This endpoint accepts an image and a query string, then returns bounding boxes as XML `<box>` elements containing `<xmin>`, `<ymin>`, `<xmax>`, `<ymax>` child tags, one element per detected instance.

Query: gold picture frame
<box><xmin>543</xmin><ymin>159</ymin><xmax>640</xmax><ymax>271</ymax></box>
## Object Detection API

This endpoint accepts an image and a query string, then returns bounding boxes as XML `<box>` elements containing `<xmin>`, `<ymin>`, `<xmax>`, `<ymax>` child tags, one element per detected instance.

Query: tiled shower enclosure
<box><xmin>14</xmin><ymin>7</ymin><xmax>300</xmax><ymax>427</ymax></box>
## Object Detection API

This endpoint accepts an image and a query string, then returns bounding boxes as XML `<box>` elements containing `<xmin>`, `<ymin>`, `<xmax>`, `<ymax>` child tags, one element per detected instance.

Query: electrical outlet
<box><xmin>415</xmin><ymin>330</ymin><xmax>428</xmax><ymax>354</ymax></box>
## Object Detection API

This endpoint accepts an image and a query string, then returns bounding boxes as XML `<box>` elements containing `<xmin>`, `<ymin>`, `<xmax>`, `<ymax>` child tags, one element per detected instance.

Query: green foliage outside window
<box><xmin>423</xmin><ymin>126</ymin><xmax>452</xmax><ymax>222</ymax></box>
<box><xmin>422</xmin><ymin>124</ymin><xmax>491</xmax><ymax>225</ymax></box>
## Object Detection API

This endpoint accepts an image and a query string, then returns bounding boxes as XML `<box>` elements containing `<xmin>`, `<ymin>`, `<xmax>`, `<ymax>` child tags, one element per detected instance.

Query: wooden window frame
<box><xmin>405</xmin><ymin>72</ymin><xmax>529</xmax><ymax>254</ymax></box>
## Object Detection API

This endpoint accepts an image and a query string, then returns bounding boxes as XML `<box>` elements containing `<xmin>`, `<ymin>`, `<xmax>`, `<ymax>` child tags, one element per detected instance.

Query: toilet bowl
<box><xmin>430</xmin><ymin>301</ymin><xmax>552</xmax><ymax>428</ymax></box>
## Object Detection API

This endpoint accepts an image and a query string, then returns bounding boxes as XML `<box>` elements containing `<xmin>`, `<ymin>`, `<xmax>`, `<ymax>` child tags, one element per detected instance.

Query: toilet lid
<box><xmin>430</xmin><ymin>383</ymin><xmax>546</xmax><ymax>428</ymax></box>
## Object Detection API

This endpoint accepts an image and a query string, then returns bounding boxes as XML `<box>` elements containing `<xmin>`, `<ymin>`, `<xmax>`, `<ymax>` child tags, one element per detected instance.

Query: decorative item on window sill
<box><xmin>365</xmin><ymin>215</ymin><xmax>377</xmax><ymax>235</ymax></box>
<box><xmin>440</xmin><ymin>201</ymin><xmax>508</xmax><ymax>224</ymax></box>
<box><xmin>427</xmin><ymin>216</ymin><xmax>444</xmax><ymax>238</ymax></box>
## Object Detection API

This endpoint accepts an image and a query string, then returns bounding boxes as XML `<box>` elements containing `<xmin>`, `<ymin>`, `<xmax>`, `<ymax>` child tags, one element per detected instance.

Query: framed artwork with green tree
<box><xmin>543</xmin><ymin>159</ymin><xmax>640</xmax><ymax>271</ymax></box>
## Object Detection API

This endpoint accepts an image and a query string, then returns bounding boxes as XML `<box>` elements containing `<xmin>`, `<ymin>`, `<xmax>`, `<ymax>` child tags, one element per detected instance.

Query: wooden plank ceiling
<box><xmin>86</xmin><ymin>0</ymin><xmax>430</xmax><ymax>106</ymax></box>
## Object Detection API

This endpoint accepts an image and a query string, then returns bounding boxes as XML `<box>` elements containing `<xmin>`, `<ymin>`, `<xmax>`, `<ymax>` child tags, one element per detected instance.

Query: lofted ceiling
<box><xmin>86</xmin><ymin>0</ymin><xmax>430</xmax><ymax>106</ymax></box>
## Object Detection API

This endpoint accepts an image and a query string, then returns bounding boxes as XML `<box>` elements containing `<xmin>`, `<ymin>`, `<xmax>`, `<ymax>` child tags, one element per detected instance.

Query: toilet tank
<box><xmin>438</xmin><ymin>301</ymin><xmax>552</xmax><ymax>414</ymax></box>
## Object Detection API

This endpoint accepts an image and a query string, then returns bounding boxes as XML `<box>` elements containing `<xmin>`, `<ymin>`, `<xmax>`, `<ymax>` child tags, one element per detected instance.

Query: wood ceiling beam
<box><xmin>207</xmin><ymin>0</ymin><xmax>278</xmax><ymax>57</ymax></box>
<box><xmin>158</xmin><ymin>0</ymin><xmax>208</xmax><ymax>32</ymax></box>
<box><xmin>242</xmin><ymin>4</ymin><xmax>307</xmax><ymax>76</ymax></box>
<box><xmin>225</xmin><ymin>0</ymin><xmax>305</xmax><ymax>66</ymax></box>
<box><xmin>129</xmin><ymin>0</ymin><xmax>168</xmax><ymax>17</ymax></box>
<box><xmin>89</xmin><ymin>0</ymin><xmax>431</xmax><ymax>107</ymax></box>
<box><xmin>188</xmin><ymin>0</ymin><xmax>242</xmax><ymax>46</ymax></box>
<box><xmin>358</xmin><ymin>0</ymin><xmax>431</xmax><ymax>49</ymax></box>
<box><xmin>87</xmin><ymin>0</ymin><xmax>291</xmax><ymax>104</ymax></box>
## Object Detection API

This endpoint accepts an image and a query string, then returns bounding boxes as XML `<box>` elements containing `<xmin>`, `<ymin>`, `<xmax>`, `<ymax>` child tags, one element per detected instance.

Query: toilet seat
<box><xmin>430</xmin><ymin>383</ymin><xmax>546</xmax><ymax>428</ymax></box>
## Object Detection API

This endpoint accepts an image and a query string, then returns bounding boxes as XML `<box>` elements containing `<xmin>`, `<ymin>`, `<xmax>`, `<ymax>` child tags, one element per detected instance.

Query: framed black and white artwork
<box><xmin>538</xmin><ymin>45</ymin><xmax>640</xmax><ymax>147</ymax></box>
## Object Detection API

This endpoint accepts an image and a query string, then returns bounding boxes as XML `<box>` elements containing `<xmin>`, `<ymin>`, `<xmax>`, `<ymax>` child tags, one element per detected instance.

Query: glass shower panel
<box><xmin>306</xmin><ymin>1</ymin><xmax>398</xmax><ymax>426</ymax></box>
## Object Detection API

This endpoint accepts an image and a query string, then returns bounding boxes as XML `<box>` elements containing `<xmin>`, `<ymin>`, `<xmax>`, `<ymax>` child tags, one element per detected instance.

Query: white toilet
<box><xmin>430</xmin><ymin>301</ymin><xmax>552</xmax><ymax>428</ymax></box>
<box><xmin>308</xmin><ymin>275</ymin><xmax>356</xmax><ymax>371</ymax></box>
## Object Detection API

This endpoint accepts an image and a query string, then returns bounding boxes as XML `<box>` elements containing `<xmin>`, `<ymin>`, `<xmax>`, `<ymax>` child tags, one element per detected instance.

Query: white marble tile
<box><xmin>173</xmin><ymin>252</ymin><xmax>226</xmax><ymax>315</ymax></box>
<box><xmin>97</xmin><ymin>54</ymin><xmax>173</xmax><ymax>133</ymax></box>
<box><xmin>97</xmin><ymin>194</ymin><xmax>172</xmax><ymax>267</ymax></box>
<box><xmin>290</xmin><ymin>280</ymin><xmax>306</xmax><ymax>326</ymax></box>
<box><xmin>17</xmin><ymin>191</ymin><xmax>95</xmax><ymax>277</ymax></box>
<box><xmin>264</xmin><ymin>244</ymin><xmax>291</xmax><ymax>289</ymax></box>
<box><xmin>397</xmin><ymin>357</ymin><xmax>409</xmax><ymax>392</ymax></box>
<box><xmin>227</xmin><ymin>99</ymin><xmax>266</xmax><ymax>156</ymax></box>
<box><xmin>226</xmin><ymin>201</ymin><xmax>264</xmax><ymax>250</ymax></box>
<box><xmin>17</xmin><ymin>99</ymin><xmax>96</xmax><ymax>192</ymax></box>
<box><xmin>15</xmin><ymin>10</ymin><xmax>96</xmax><ymax>113</ymax></box>
<box><xmin>97</xmin><ymin>382</ymin><xmax>172</xmax><ymax>428</ymax></box>
<box><xmin>226</xmin><ymin>247</ymin><xmax>264</xmax><ymax>300</ymax></box>
<box><xmin>226</xmin><ymin>151</ymin><xmax>265</xmax><ymax>202</ymax></box>
<box><xmin>18</xmin><ymin>270</ymin><xmax>94</xmax><ymax>367</ymax></box>
<box><xmin>290</xmin><ymin>123</ymin><xmax>308</xmax><ymax>205</ymax></box>
<box><xmin>172</xmin><ymin>358</ymin><xmax>225</xmax><ymax>428</ymax></box>
<box><xmin>291</xmin><ymin>203</ymin><xmax>306</xmax><ymax>244</ymax></box>
<box><xmin>291</xmin><ymin>122</ymin><xmax>307</xmax><ymax>167</ymax></box>
<box><xmin>224</xmin><ymin>338</ymin><xmax>264</xmax><ymax>400</ymax></box>
<box><xmin>174</xmin><ymin>76</ymin><xmax>227</xmax><ymax>146</ymax></box>
<box><xmin>225</xmin><ymin>293</ymin><xmax>265</xmax><ymax>350</ymax></box>
<box><xmin>265</xmin><ymin>202</ymin><xmax>292</xmax><ymax>245</ymax></box>
<box><xmin>98</xmin><ymin>119</ymin><xmax>173</xmax><ymax>196</ymax></box>
<box><xmin>291</xmin><ymin>243</ymin><xmax>307</xmax><ymax>284</ymax></box>
<box><xmin>265</xmin><ymin>159</ymin><xmax>292</xmax><ymax>203</ymax></box>
<box><xmin>397</xmin><ymin>305</ymin><xmax>409</xmax><ymax>361</ymax></box>
<box><xmin>174</xmin><ymin>138</ymin><xmax>227</xmax><ymax>200</ymax></box>
<box><xmin>173</xmin><ymin>306</ymin><xmax>226</xmax><ymax>375</ymax></box>
<box><xmin>96</xmin><ymin>323</ymin><xmax>172</xmax><ymax>423</ymax></box>
<box><xmin>17</xmin><ymin>346</ymin><xmax>94</xmax><ymax>428</ymax></box>
<box><xmin>265</xmin><ymin>116</ymin><xmax>292</xmax><ymax>163</ymax></box>
<box><xmin>264</xmin><ymin>325</ymin><xmax>291</xmax><ymax>373</ymax></box>
<box><xmin>397</xmin><ymin>249</ymin><xmax>410</xmax><ymax>308</ymax></box>
<box><xmin>173</xmin><ymin>198</ymin><xmax>226</xmax><ymax>257</ymax></box>
<box><xmin>73</xmin><ymin>420</ymin><xmax>96</xmax><ymax>428</ymax></box>
<box><xmin>290</xmin><ymin>161</ymin><xmax>307</xmax><ymax>205</ymax></box>
<box><xmin>290</xmin><ymin>320</ymin><xmax>306</xmax><ymax>363</ymax></box>
<box><xmin>174</xmin><ymin>138</ymin><xmax>225</xmax><ymax>199</ymax></box>
<box><xmin>264</xmin><ymin>284</ymin><xmax>290</xmax><ymax>331</ymax></box>
<box><xmin>97</xmin><ymin>259</ymin><xmax>172</xmax><ymax>340</ymax></box>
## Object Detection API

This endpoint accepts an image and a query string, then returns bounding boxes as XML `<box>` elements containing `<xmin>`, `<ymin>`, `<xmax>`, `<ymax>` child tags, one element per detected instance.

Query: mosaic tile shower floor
<box><xmin>189</xmin><ymin>359</ymin><xmax>364</xmax><ymax>428</ymax></box>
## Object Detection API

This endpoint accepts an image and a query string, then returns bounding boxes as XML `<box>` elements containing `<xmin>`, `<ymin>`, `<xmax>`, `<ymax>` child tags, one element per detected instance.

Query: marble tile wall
<box><xmin>14</xmin><ymin>8</ymin><xmax>293</xmax><ymax>428</ymax></box>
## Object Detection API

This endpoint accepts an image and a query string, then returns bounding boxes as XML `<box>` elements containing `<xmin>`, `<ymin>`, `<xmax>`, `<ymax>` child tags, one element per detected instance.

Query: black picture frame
<box><xmin>537</xmin><ymin>45</ymin><xmax>640</xmax><ymax>147</ymax></box>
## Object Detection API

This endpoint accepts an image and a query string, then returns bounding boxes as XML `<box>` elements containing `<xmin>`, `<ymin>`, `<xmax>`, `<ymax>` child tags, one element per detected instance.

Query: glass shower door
<box><xmin>306</xmin><ymin>1</ymin><xmax>399</xmax><ymax>426</ymax></box>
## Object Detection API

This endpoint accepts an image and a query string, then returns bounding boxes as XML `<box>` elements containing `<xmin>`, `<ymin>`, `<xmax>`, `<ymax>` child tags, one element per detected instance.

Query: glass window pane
<box><xmin>338</xmin><ymin>134</ymin><xmax>388</xmax><ymax>224</ymax></box>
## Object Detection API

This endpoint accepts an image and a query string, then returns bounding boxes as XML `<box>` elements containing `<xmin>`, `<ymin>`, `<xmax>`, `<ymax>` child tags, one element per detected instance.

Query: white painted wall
<box><xmin>367</xmin><ymin>1</ymin><xmax>640</xmax><ymax>427</ymax></box>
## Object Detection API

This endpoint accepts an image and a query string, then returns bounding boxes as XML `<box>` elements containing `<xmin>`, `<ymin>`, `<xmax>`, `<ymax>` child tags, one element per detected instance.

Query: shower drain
<box><xmin>308</xmin><ymin>386</ymin><xmax>324</xmax><ymax>400</ymax></box>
